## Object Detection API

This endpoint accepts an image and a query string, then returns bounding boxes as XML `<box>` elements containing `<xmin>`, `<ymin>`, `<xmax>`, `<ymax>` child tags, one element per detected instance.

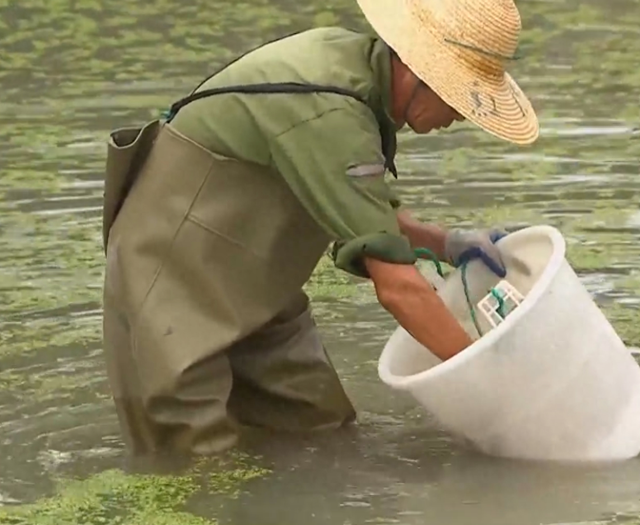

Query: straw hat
<box><xmin>356</xmin><ymin>0</ymin><xmax>539</xmax><ymax>144</ymax></box>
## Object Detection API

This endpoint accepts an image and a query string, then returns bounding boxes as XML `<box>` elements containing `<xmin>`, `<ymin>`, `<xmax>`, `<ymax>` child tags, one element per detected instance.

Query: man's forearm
<box><xmin>365</xmin><ymin>257</ymin><xmax>473</xmax><ymax>361</ymax></box>
<box><xmin>396</xmin><ymin>210</ymin><xmax>448</xmax><ymax>261</ymax></box>
<box><xmin>385</xmin><ymin>281</ymin><xmax>473</xmax><ymax>360</ymax></box>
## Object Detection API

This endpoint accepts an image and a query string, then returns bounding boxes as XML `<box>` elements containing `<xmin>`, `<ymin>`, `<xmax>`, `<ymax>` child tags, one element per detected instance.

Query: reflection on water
<box><xmin>1</xmin><ymin>0</ymin><xmax>640</xmax><ymax>523</ymax></box>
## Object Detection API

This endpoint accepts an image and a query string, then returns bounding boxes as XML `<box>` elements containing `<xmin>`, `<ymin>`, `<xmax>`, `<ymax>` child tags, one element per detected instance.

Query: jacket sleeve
<box><xmin>269</xmin><ymin>105</ymin><xmax>415</xmax><ymax>278</ymax></box>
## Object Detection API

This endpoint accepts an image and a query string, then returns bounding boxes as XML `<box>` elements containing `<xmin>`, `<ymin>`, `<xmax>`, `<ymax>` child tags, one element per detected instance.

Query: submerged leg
<box><xmin>227</xmin><ymin>292</ymin><xmax>356</xmax><ymax>432</ymax></box>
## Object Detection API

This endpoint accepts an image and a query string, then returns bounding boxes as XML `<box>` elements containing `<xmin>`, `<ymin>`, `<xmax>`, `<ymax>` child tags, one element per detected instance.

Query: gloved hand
<box><xmin>444</xmin><ymin>228</ymin><xmax>508</xmax><ymax>278</ymax></box>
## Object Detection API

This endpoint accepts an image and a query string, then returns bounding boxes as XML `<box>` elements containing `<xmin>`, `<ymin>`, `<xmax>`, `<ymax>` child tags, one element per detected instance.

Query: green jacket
<box><xmin>170</xmin><ymin>27</ymin><xmax>417</xmax><ymax>277</ymax></box>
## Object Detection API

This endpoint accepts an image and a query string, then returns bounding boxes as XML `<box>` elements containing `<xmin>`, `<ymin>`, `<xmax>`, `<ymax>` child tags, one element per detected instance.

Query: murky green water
<box><xmin>1</xmin><ymin>0</ymin><xmax>640</xmax><ymax>523</ymax></box>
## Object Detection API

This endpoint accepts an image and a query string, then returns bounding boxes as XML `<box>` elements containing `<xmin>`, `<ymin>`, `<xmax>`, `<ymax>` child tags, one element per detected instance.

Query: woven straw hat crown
<box><xmin>427</xmin><ymin>0</ymin><xmax>521</xmax><ymax>73</ymax></box>
<box><xmin>356</xmin><ymin>0</ymin><xmax>539</xmax><ymax>144</ymax></box>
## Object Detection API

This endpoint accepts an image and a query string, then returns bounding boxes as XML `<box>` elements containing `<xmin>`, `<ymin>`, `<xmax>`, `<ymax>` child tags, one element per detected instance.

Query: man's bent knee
<box><xmin>227</xmin><ymin>295</ymin><xmax>357</xmax><ymax>432</ymax></box>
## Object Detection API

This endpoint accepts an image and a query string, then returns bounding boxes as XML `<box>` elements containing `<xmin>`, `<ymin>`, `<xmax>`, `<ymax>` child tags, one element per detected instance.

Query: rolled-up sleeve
<box><xmin>269</xmin><ymin>105</ymin><xmax>415</xmax><ymax>278</ymax></box>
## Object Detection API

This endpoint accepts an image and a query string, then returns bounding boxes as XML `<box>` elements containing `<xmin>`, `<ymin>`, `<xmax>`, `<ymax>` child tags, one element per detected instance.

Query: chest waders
<box><xmin>102</xmin><ymin>47</ymin><xmax>397</xmax><ymax>455</ymax></box>
<box><xmin>104</xmin><ymin>85</ymin><xmax>397</xmax><ymax>254</ymax></box>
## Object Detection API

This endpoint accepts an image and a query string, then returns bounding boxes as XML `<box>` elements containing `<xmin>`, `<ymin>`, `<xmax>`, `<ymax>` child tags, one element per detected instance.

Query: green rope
<box><xmin>490</xmin><ymin>287</ymin><xmax>506</xmax><ymax>318</ymax></box>
<box><xmin>414</xmin><ymin>247</ymin><xmax>444</xmax><ymax>277</ymax></box>
<box><xmin>414</xmin><ymin>248</ymin><xmax>518</xmax><ymax>338</ymax></box>
<box><xmin>415</xmin><ymin>248</ymin><xmax>484</xmax><ymax>337</ymax></box>
<box><xmin>461</xmin><ymin>263</ymin><xmax>484</xmax><ymax>337</ymax></box>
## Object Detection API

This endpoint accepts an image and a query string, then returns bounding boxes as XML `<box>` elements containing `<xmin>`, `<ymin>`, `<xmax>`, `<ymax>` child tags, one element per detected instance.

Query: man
<box><xmin>101</xmin><ymin>0</ymin><xmax>538</xmax><ymax>456</ymax></box>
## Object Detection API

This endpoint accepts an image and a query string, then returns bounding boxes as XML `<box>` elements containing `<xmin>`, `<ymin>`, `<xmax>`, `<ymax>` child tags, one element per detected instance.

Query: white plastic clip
<box><xmin>477</xmin><ymin>280</ymin><xmax>524</xmax><ymax>328</ymax></box>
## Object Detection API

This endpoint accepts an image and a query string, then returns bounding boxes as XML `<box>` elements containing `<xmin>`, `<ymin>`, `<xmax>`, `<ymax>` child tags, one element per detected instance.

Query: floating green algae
<box><xmin>0</xmin><ymin>469</ymin><xmax>214</xmax><ymax>525</ymax></box>
<box><xmin>201</xmin><ymin>452</ymin><xmax>273</xmax><ymax>500</ymax></box>
<box><xmin>601</xmin><ymin>303</ymin><xmax>640</xmax><ymax>348</ymax></box>
<box><xmin>0</xmin><ymin>451</ymin><xmax>273</xmax><ymax>525</ymax></box>
<box><xmin>2</xmin><ymin>0</ymin><xmax>640</xmax><ymax>524</ymax></box>
<box><xmin>304</xmin><ymin>253</ymin><xmax>368</xmax><ymax>302</ymax></box>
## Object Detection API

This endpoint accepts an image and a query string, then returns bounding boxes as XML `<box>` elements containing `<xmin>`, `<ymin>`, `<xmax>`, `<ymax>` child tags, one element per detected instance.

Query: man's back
<box><xmin>170</xmin><ymin>27</ymin><xmax>392</xmax><ymax>166</ymax></box>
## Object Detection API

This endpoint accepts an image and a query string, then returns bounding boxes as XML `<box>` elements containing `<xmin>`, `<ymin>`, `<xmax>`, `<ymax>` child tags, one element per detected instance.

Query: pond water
<box><xmin>1</xmin><ymin>0</ymin><xmax>640</xmax><ymax>524</ymax></box>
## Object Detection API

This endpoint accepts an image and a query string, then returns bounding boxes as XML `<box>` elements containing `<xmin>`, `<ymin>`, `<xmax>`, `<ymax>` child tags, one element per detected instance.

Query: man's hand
<box><xmin>364</xmin><ymin>257</ymin><xmax>473</xmax><ymax>361</ymax></box>
<box><xmin>396</xmin><ymin>211</ymin><xmax>507</xmax><ymax>277</ymax></box>
<box><xmin>444</xmin><ymin>229</ymin><xmax>507</xmax><ymax>277</ymax></box>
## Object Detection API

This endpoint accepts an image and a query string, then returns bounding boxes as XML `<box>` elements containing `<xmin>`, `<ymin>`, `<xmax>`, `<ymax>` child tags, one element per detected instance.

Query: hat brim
<box><xmin>357</xmin><ymin>0</ymin><xmax>539</xmax><ymax>145</ymax></box>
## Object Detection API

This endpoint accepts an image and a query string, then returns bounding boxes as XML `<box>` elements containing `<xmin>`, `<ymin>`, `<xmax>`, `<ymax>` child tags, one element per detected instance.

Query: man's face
<box><xmin>405</xmin><ymin>82</ymin><xmax>465</xmax><ymax>134</ymax></box>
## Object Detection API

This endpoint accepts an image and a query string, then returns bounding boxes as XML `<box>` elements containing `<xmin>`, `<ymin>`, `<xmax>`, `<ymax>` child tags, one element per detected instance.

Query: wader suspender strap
<box><xmin>163</xmin><ymin>83</ymin><xmax>398</xmax><ymax>178</ymax></box>
<box><xmin>162</xmin><ymin>33</ymin><xmax>398</xmax><ymax>178</ymax></box>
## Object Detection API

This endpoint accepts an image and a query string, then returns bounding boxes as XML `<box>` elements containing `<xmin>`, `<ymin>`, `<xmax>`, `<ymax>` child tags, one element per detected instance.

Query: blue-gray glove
<box><xmin>444</xmin><ymin>229</ymin><xmax>507</xmax><ymax>278</ymax></box>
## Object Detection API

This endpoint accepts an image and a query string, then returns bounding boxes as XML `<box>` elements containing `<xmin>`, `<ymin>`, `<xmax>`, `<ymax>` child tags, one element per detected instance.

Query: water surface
<box><xmin>1</xmin><ymin>0</ymin><xmax>640</xmax><ymax>523</ymax></box>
